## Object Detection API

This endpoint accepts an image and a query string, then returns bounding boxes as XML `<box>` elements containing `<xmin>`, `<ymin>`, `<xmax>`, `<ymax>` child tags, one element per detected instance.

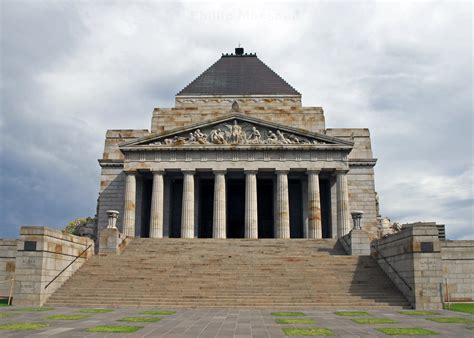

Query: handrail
<box><xmin>371</xmin><ymin>244</ymin><xmax>412</xmax><ymax>291</ymax></box>
<box><xmin>44</xmin><ymin>244</ymin><xmax>92</xmax><ymax>290</ymax></box>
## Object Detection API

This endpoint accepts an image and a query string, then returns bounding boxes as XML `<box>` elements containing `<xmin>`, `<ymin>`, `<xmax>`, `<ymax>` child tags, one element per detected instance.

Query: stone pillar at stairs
<box><xmin>181</xmin><ymin>170</ymin><xmax>195</xmax><ymax>239</ymax></box>
<box><xmin>275</xmin><ymin>170</ymin><xmax>290</xmax><ymax>239</ymax></box>
<box><xmin>122</xmin><ymin>171</ymin><xmax>137</xmax><ymax>237</ymax></box>
<box><xmin>149</xmin><ymin>170</ymin><xmax>165</xmax><ymax>238</ymax></box>
<box><xmin>307</xmin><ymin>170</ymin><xmax>322</xmax><ymax>239</ymax></box>
<box><xmin>213</xmin><ymin>170</ymin><xmax>226</xmax><ymax>239</ymax></box>
<box><xmin>245</xmin><ymin>170</ymin><xmax>258</xmax><ymax>239</ymax></box>
<box><xmin>336</xmin><ymin>170</ymin><xmax>351</xmax><ymax>238</ymax></box>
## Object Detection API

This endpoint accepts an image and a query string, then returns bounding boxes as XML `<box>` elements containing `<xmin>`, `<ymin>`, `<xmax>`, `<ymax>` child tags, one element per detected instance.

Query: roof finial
<box><xmin>235</xmin><ymin>44</ymin><xmax>244</xmax><ymax>56</ymax></box>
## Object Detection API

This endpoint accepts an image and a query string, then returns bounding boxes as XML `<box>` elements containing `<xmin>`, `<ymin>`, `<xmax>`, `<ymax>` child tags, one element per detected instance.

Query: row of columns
<box><xmin>122</xmin><ymin>170</ymin><xmax>351</xmax><ymax>239</ymax></box>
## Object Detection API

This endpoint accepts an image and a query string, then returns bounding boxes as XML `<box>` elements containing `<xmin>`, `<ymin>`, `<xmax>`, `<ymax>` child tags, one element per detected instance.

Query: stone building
<box><xmin>97</xmin><ymin>47</ymin><xmax>378</xmax><ymax>240</ymax></box>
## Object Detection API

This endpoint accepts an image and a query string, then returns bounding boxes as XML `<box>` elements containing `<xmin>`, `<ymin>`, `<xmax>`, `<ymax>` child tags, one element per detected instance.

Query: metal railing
<box><xmin>371</xmin><ymin>244</ymin><xmax>412</xmax><ymax>291</ymax></box>
<box><xmin>44</xmin><ymin>244</ymin><xmax>92</xmax><ymax>290</ymax></box>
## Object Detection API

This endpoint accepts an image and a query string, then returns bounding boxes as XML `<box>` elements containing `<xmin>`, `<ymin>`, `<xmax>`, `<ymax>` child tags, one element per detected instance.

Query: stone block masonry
<box><xmin>441</xmin><ymin>240</ymin><xmax>474</xmax><ymax>302</ymax></box>
<box><xmin>371</xmin><ymin>222</ymin><xmax>444</xmax><ymax>310</ymax></box>
<box><xmin>13</xmin><ymin>226</ymin><xmax>94</xmax><ymax>306</ymax></box>
<box><xmin>0</xmin><ymin>240</ymin><xmax>17</xmax><ymax>299</ymax></box>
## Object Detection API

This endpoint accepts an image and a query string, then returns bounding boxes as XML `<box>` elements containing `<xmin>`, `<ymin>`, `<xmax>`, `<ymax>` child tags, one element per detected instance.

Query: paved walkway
<box><xmin>0</xmin><ymin>306</ymin><xmax>473</xmax><ymax>337</ymax></box>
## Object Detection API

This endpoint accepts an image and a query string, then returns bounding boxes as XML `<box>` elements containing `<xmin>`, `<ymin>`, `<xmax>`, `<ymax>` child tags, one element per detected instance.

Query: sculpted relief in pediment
<box><xmin>149</xmin><ymin>120</ymin><xmax>326</xmax><ymax>146</ymax></box>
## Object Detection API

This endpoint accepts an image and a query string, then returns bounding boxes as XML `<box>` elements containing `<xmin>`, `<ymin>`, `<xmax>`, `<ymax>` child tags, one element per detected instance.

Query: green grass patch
<box><xmin>445</xmin><ymin>303</ymin><xmax>474</xmax><ymax>314</ymax></box>
<box><xmin>0</xmin><ymin>322</ymin><xmax>49</xmax><ymax>331</ymax></box>
<box><xmin>118</xmin><ymin>316</ymin><xmax>162</xmax><ymax>323</ymax></box>
<box><xmin>45</xmin><ymin>314</ymin><xmax>90</xmax><ymax>320</ymax></box>
<box><xmin>276</xmin><ymin>319</ymin><xmax>316</xmax><ymax>324</ymax></box>
<box><xmin>141</xmin><ymin>310</ymin><xmax>176</xmax><ymax>316</ymax></box>
<box><xmin>467</xmin><ymin>327</ymin><xmax>474</xmax><ymax>330</ymax></box>
<box><xmin>0</xmin><ymin>312</ymin><xmax>18</xmax><ymax>317</ymax></box>
<box><xmin>86</xmin><ymin>325</ymin><xmax>143</xmax><ymax>333</ymax></box>
<box><xmin>335</xmin><ymin>311</ymin><xmax>370</xmax><ymax>316</ymax></box>
<box><xmin>0</xmin><ymin>299</ymin><xmax>11</xmax><ymax>306</ymax></box>
<box><xmin>79</xmin><ymin>308</ymin><xmax>114</xmax><ymax>313</ymax></box>
<box><xmin>11</xmin><ymin>307</ymin><xmax>54</xmax><ymax>312</ymax></box>
<box><xmin>376</xmin><ymin>328</ymin><xmax>439</xmax><ymax>335</ymax></box>
<box><xmin>282</xmin><ymin>327</ymin><xmax>335</xmax><ymax>336</ymax></box>
<box><xmin>426</xmin><ymin>317</ymin><xmax>474</xmax><ymax>324</ymax></box>
<box><xmin>352</xmin><ymin>318</ymin><xmax>397</xmax><ymax>324</ymax></box>
<box><xmin>399</xmin><ymin>310</ymin><xmax>440</xmax><ymax>316</ymax></box>
<box><xmin>271</xmin><ymin>312</ymin><xmax>305</xmax><ymax>317</ymax></box>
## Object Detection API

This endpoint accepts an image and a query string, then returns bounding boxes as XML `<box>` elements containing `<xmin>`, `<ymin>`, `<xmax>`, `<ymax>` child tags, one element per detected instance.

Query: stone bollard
<box><xmin>100</xmin><ymin>211</ymin><xmax>130</xmax><ymax>255</ymax></box>
<box><xmin>351</xmin><ymin>211</ymin><xmax>364</xmax><ymax>230</ymax></box>
<box><xmin>106</xmin><ymin>210</ymin><xmax>119</xmax><ymax>229</ymax></box>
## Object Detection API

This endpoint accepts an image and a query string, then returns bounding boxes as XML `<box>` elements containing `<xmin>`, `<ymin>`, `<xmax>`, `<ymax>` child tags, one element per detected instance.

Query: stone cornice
<box><xmin>98</xmin><ymin>159</ymin><xmax>124</xmax><ymax>168</ymax></box>
<box><xmin>348</xmin><ymin>159</ymin><xmax>378</xmax><ymax>167</ymax></box>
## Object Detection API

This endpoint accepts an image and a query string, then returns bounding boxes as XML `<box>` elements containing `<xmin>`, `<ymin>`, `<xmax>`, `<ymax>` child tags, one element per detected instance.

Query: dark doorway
<box><xmin>320</xmin><ymin>178</ymin><xmax>332</xmax><ymax>238</ymax></box>
<box><xmin>257</xmin><ymin>179</ymin><xmax>274</xmax><ymax>238</ymax></box>
<box><xmin>226</xmin><ymin>179</ymin><xmax>245</xmax><ymax>238</ymax></box>
<box><xmin>140</xmin><ymin>178</ymin><xmax>153</xmax><ymax>238</ymax></box>
<box><xmin>289</xmin><ymin>179</ymin><xmax>304</xmax><ymax>238</ymax></box>
<box><xmin>169</xmin><ymin>178</ymin><xmax>183</xmax><ymax>238</ymax></box>
<box><xmin>199</xmin><ymin>179</ymin><xmax>214</xmax><ymax>238</ymax></box>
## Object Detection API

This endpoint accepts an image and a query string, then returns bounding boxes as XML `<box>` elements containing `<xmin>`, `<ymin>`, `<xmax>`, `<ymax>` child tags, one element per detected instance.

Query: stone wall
<box><xmin>13</xmin><ymin>226</ymin><xmax>94</xmax><ymax>306</ymax></box>
<box><xmin>441</xmin><ymin>240</ymin><xmax>474</xmax><ymax>302</ymax></box>
<box><xmin>151</xmin><ymin>96</ymin><xmax>325</xmax><ymax>133</ymax></box>
<box><xmin>371</xmin><ymin>223</ymin><xmax>443</xmax><ymax>310</ymax></box>
<box><xmin>0</xmin><ymin>240</ymin><xmax>17</xmax><ymax>299</ymax></box>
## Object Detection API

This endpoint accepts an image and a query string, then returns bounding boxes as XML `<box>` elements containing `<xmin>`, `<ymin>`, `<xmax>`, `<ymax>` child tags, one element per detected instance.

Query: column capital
<box><xmin>335</xmin><ymin>169</ymin><xmax>349</xmax><ymax>176</ymax></box>
<box><xmin>124</xmin><ymin>169</ymin><xmax>137</xmax><ymax>175</ymax></box>
<box><xmin>182</xmin><ymin>170</ymin><xmax>195</xmax><ymax>175</ymax></box>
<box><xmin>244</xmin><ymin>170</ymin><xmax>258</xmax><ymax>175</ymax></box>
<box><xmin>213</xmin><ymin>169</ymin><xmax>227</xmax><ymax>175</ymax></box>
<box><xmin>151</xmin><ymin>169</ymin><xmax>165</xmax><ymax>175</ymax></box>
<box><xmin>275</xmin><ymin>170</ymin><xmax>289</xmax><ymax>175</ymax></box>
<box><xmin>307</xmin><ymin>169</ymin><xmax>321</xmax><ymax>175</ymax></box>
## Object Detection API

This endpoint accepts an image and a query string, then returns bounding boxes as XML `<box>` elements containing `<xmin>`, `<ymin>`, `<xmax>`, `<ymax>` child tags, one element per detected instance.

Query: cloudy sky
<box><xmin>1</xmin><ymin>1</ymin><xmax>472</xmax><ymax>239</ymax></box>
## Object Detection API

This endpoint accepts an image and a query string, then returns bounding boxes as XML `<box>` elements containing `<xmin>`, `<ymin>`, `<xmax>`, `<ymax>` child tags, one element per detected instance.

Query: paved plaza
<box><xmin>0</xmin><ymin>306</ymin><xmax>473</xmax><ymax>337</ymax></box>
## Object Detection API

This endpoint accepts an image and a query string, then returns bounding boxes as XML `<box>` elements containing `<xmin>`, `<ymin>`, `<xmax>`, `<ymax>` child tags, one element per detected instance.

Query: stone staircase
<box><xmin>46</xmin><ymin>239</ymin><xmax>410</xmax><ymax>308</ymax></box>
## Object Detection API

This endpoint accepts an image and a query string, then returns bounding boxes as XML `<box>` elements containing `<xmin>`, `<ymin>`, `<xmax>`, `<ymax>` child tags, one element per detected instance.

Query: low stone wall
<box><xmin>0</xmin><ymin>240</ymin><xmax>17</xmax><ymax>299</ymax></box>
<box><xmin>371</xmin><ymin>223</ymin><xmax>443</xmax><ymax>310</ymax></box>
<box><xmin>13</xmin><ymin>226</ymin><xmax>94</xmax><ymax>306</ymax></box>
<box><xmin>339</xmin><ymin>229</ymin><xmax>370</xmax><ymax>256</ymax></box>
<box><xmin>441</xmin><ymin>240</ymin><xmax>474</xmax><ymax>302</ymax></box>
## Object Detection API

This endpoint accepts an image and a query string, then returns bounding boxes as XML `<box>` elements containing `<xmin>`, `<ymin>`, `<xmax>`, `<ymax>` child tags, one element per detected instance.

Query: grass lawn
<box><xmin>0</xmin><ymin>322</ymin><xmax>49</xmax><ymax>331</ymax></box>
<box><xmin>118</xmin><ymin>316</ymin><xmax>162</xmax><ymax>323</ymax></box>
<box><xmin>426</xmin><ymin>317</ymin><xmax>474</xmax><ymax>324</ymax></box>
<box><xmin>141</xmin><ymin>310</ymin><xmax>176</xmax><ymax>315</ymax></box>
<box><xmin>399</xmin><ymin>310</ymin><xmax>440</xmax><ymax>316</ymax></box>
<box><xmin>445</xmin><ymin>303</ymin><xmax>474</xmax><ymax>314</ymax></box>
<box><xmin>79</xmin><ymin>308</ymin><xmax>114</xmax><ymax>313</ymax></box>
<box><xmin>11</xmin><ymin>307</ymin><xmax>54</xmax><ymax>312</ymax></box>
<box><xmin>276</xmin><ymin>319</ymin><xmax>316</xmax><ymax>324</ymax></box>
<box><xmin>0</xmin><ymin>313</ymin><xmax>18</xmax><ymax>317</ymax></box>
<box><xmin>86</xmin><ymin>325</ymin><xmax>143</xmax><ymax>333</ymax></box>
<box><xmin>271</xmin><ymin>312</ymin><xmax>305</xmax><ymax>317</ymax></box>
<box><xmin>335</xmin><ymin>311</ymin><xmax>369</xmax><ymax>316</ymax></box>
<box><xmin>352</xmin><ymin>318</ymin><xmax>397</xmax><ymax>324</ymax></box>
<box><xmin>467</xmin><ymin>327</ymin><xmax>474</xmax><ymax>330</ymax></box>
<box><xmin>282</xmin><ymin>327</ymin><xmax>335</xmax><ymax>336</ymax></box>
<box><xmin>45</xmin><ymin>314</ymin><xmax>90</xmax><ymax>320</ymax></box>
<box><xmin>376</xmin><ymin>328</ymin><xmax>439</xmax><ymax>335</ymax></box>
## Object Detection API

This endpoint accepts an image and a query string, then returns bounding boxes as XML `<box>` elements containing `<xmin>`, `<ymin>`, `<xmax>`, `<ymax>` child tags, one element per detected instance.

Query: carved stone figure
<box><xmin>248</xmin><ymin>126</ymin><xmax>261</xmax><ymax>143</ymax></box>
<box><xmin>210</xmin><ymin>129</ymin><xmax>226</xmax><ymax>144</ymax></box>
<box><xmin>266</xmin><ymin>130</ymin><xmax>278</xmax><ymax>144</ymax></box>
<box><xmin>276</xmin><ymin>130</ymin><xmax>290</xmax><ymax>144</ymax></box>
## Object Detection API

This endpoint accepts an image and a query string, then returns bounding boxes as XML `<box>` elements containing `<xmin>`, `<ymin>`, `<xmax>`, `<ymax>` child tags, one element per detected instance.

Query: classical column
<box><xmin>336</xmin><ymin>170</ymin><xmax>351</xmax><ymax>237</ymax></box>
<box><xmin>275</xmin><ymin>170</ymin><xmax>290</xmax><ymax>239</ymax></box>
<box><xmin>213</xmin><ymin>170</ymin><xmax>226</xmax><ymax>239</ymax></box>
<box><xmin>181</xmin><ymin>170</ymin><xmax>195</xmax><ymax>239</ymax></box>
<box><xmin>245</xmin><ymin>170</ymin><xmax>258</xmax><ymax>239</ymax></box>
<box><xmin>123</xmin><ymin>171</ymin><xmax>137</xmax><ymax>237</ymax></box>
<box><xmin>307</xmin><ymin>170</ymin><xmax>322</xmax><ymax>239</ymax></box>
<box><xmin>149</xmin><ymin>170</ymin><xmax>164</xmax><ymax>238</ymax></box>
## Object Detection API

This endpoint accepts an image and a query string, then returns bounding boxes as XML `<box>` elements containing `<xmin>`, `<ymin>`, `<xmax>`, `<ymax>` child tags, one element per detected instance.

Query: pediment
<box><xmin>120</xmin><ymin>114</ymin><xmax>353</xmax><ymax>149</ymax></box>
